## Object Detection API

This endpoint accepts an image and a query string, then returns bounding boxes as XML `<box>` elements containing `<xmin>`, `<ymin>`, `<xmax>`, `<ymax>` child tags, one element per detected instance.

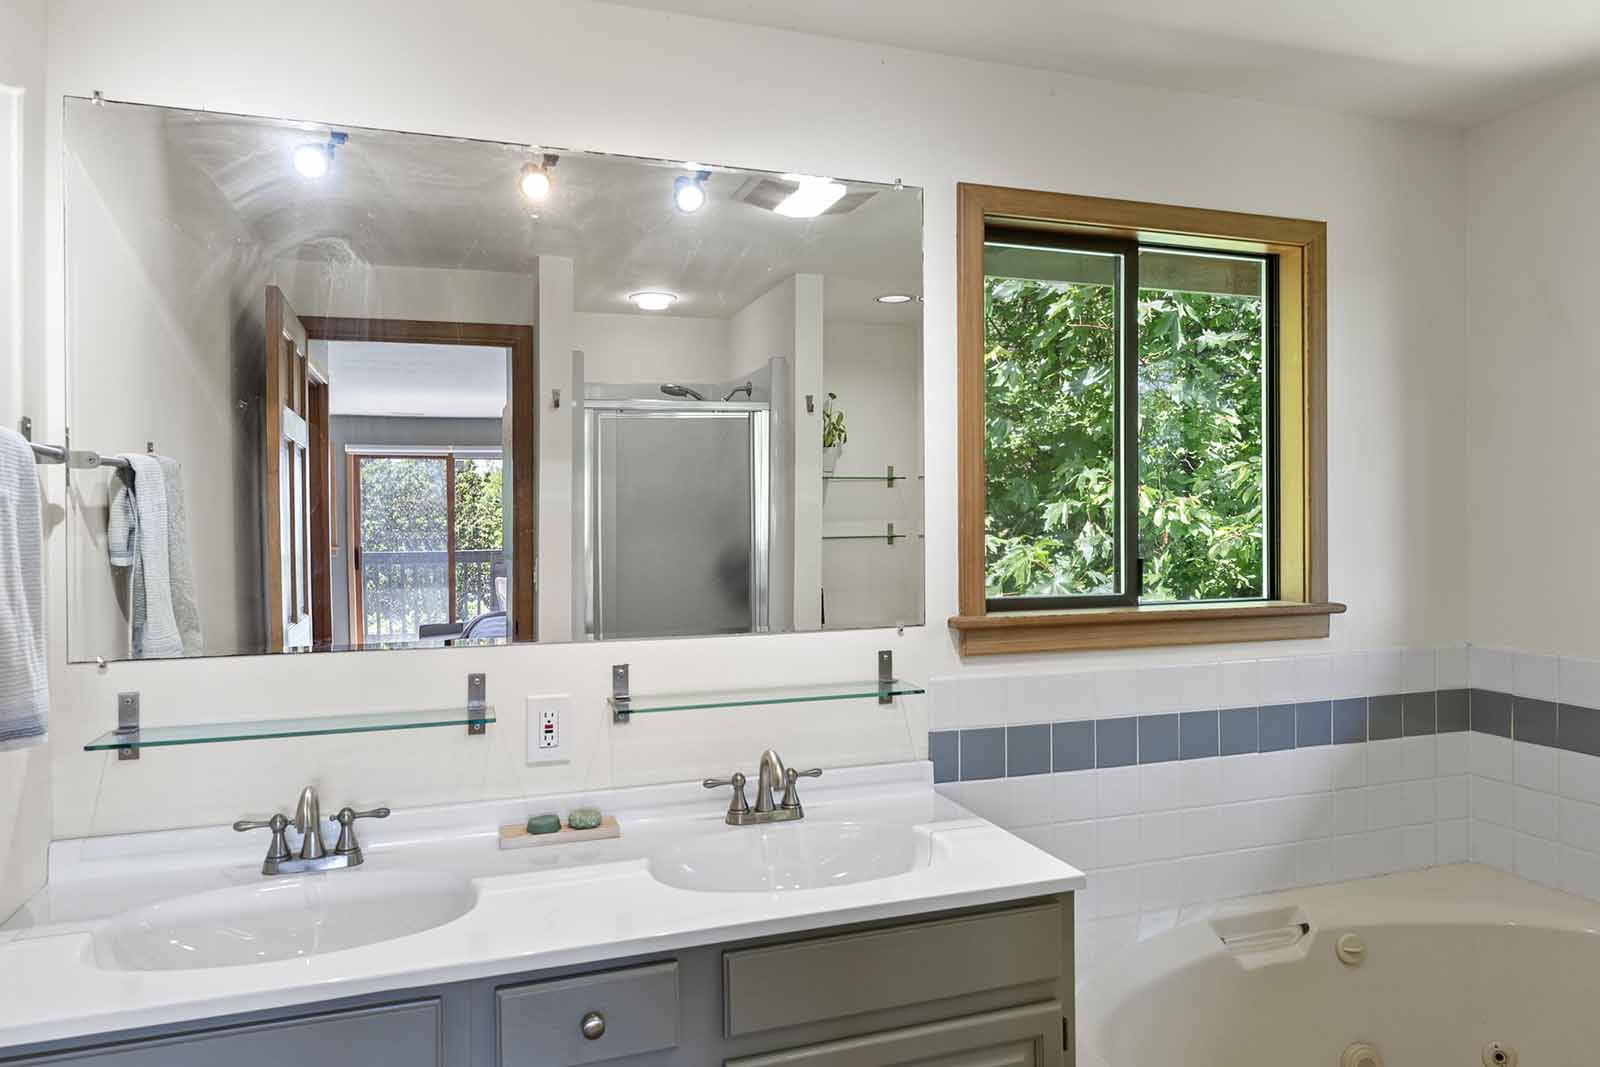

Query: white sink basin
<box><xmin>647</xmin><ymin>820</ymin><xmax>930</xmax><ymax>893</ymax></box>
<box><xmin>93</xmin><ymin>870</ymin><xmax>477</xmax><ymax>971</ymax></box>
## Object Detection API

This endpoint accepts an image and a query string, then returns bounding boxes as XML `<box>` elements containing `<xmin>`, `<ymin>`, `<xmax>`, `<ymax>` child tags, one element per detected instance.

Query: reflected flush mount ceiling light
<box><xmin>629</xmin><ymin>291</ymin><xmax>678</xmax><ymax>312</ymax></box>
<box><xmin>673</xmin><ymin>170</ymin><xmax>711</xmax><ymax>213</ymax></box>
<box><xmin>519</xmin><ymin>153</ymin><xmax>559</xmax><ymax>201</ymax></box>
<box><xmin>774</xmin><ymin>174</ymin><xmax>848</xmax><ymax>218</ymax></box>
<box><xmin>293</xmin><ymin>131</ymin><xmax>347</xmax><ymax>179</ymax></box>
<box><xmin>876</xmin><ymin>294</ymin><xmax>914</xmax><ymax>304</ymax></box>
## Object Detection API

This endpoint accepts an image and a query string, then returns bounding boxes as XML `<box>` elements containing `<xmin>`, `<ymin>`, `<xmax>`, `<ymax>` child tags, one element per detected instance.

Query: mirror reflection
<box><xmin>64</xmin><ymin>98</ymin><xmax>924</xmax><ymax>661</ymax></box>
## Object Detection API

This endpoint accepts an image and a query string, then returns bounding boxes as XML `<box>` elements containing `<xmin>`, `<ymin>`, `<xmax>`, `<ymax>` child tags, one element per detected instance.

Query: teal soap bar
<box><xmin>525</xmin><ymin>813</ymin><xmax>562</xmax><ymax>835</ymax></box>
<box><xmin>567</xmin><ymin>807</ymin><xmax>603</xmax><ymax>830</ymax></box>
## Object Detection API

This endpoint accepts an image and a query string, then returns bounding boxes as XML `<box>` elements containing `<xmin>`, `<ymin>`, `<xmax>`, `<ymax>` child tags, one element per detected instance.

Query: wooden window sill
<box><xmin>947</xmin><ymin>600</ymin><xmax>1347</xmax><ymax>655</ymax></box>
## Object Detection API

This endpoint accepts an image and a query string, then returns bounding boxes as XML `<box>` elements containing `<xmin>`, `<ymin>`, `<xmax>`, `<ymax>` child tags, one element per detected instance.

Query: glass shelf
<box><xmin>611</xmin><ymin>679</ymin><xmax>926</xmax><ymax>717</ymax></box>
<box><xmin>83</xmin><ymin>705</ymin><xmax>496</xmax><ymax>752</ymax></box>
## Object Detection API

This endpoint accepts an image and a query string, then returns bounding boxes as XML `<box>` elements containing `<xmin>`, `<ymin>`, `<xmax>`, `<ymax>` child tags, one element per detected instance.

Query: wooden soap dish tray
<box><xmin>498</xmin><ymin>815</ymin><xmax>620</xmax><ymax>850</ymax></box>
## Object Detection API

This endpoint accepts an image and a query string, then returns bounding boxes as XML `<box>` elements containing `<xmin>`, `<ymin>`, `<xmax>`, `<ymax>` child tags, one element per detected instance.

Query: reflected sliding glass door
<box><xmin>352</xmin><ymin>451</ymin><xmax>506</xmax><ymax>646</ymax></box>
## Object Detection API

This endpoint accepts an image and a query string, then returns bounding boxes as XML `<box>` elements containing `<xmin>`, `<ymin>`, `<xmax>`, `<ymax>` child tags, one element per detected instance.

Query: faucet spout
<box><xmin>755</xmin><ymin>749</ymin><xmax>787</xmax><ymax>813</ymax></box>
<box><xmin>294</xmin><ymin>786</ymin><xmax>326</xmax><ymax>859</ymax></box>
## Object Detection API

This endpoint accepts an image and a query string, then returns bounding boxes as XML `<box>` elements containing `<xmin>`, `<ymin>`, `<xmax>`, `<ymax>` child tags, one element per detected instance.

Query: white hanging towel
<box><xmin>0</xmin><ymin>427</ymin><xmax>48</xmax><ymax>750</ymax></box>
<box><xmin>107</xmin><ymin>454</ymin><xmax>185</xmax><ymax>658</ymax></box>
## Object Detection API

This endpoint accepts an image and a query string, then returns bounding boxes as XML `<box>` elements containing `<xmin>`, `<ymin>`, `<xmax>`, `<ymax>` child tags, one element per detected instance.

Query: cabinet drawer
<box><xmin>9</xmin><ymin>1000</ymin><xmax>443</xmax><ymax>1067</ymax></box>
<box><xmin>497</xmin><ymin>960</ymin><xmax>678</xmax><ymax>1066</ymax></box>
<box><xmin>724</xmin><ymin>903</ymin><xmax>1062</xmax><ymax>1037</ymax></box>
<box><xmin>724</xmin><ymin>1001</ymin><xmax>1064</xmax><ymax>1067</ymax></box>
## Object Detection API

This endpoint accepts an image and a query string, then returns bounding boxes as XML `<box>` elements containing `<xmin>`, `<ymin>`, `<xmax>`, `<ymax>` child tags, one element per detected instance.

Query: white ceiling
<box><xmin>153</xmin><ymin>108</ymin><xmax>922</xmax><ymax>320</ymax></box>
<box><xmin>611</xmin><ymin>0</ymin><xmax>1600</xmax><ymax>126</ymax></box>
<box><xmin>328</xmin><ymin>342</ymin><xmax>507</xmax><ymax>419</ymax></box>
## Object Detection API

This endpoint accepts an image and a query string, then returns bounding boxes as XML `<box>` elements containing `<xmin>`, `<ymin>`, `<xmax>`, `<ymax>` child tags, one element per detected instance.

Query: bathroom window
<box><xmin>951</xmin><ymin>185</ymin><xmax>1341</xmax><ymax>653</ymax></box>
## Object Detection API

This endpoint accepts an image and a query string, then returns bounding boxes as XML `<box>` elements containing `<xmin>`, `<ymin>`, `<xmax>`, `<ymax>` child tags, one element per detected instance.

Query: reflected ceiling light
<box><xmin>628</xmin><ymin>291</ymin><xmax>678</xmax><ymax>312</ymax></box>
<box><xmin>673</xmin><ymin>170</ymin><xmax>711</xmax><ymax>213</ymax></box>
<box><xmin>773</xmin><ymin>175</ymin><xmax>847</xmax><ymax>218</ymax></box>
<box><xmin>293</xmin><ymin>131</ymin><xmax>346</xmax><ymax>180</ymax></box>
<box><xmin>876</xmin><ymin>294</ymin><xmax>914</xmax><ymax>304</ymax></box>
<box><xmin>519</xmin><ymin>153</ymin><xmax>559</xmax><ymax>201</ymax></box>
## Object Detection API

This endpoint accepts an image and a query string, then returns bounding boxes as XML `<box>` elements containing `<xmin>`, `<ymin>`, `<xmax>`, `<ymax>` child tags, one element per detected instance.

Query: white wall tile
<box><xmin>1094</xmin><ymin>866</ymin><xmax>1140</xmax><ymax>916</ymax></box>
<box><xmin>1370</xmin><ymin>737</ymin><xmax>1433</xmax><ymax>783</ymax></box>
<box><xmin>1179</xmin><ymin>758</ymin><xmax>1224</xmax><ymax>808</ymax></box>
<box><xmin>1139</xmin><ymin>862</ymin><xmax>1183</xmax><ymax>911</ymax></box>
<box><xmin>1402</xmin><ymin>824</ymin><xmax>1436</xmax><ymax>869</ymax></box>
<box><xmin>1563</xmin><ymin>846</ymin><xmax>1600</xmax><ymax>901</ymax></box>
<box><xmin>1253</xmin><ymin>749</ymin><xmax>1299</xmax><ymax>798</ymax></box>
<box><xmin>1469</xmin><ymin>732</ymin><xmax>1514</xmax><ymax>782</ymax></box>
<box><xmin>1472</xmin><ymin>820</ymin><xmax>1515</xmax><ymax>872</ymax></box>
<box><xmin>1435</xmin><ymin>645</ymin><xmax>1469</xmax><ymax>689</ymax></box>
<box><xmin>1014</xmin><ymin>825</ymin><xmax>1054</xmax><ymax>852</ymax></box>
<box><xmin>1097</xmin><ymin>766</ymin><xmax>1140</xmax><ymax>817</ymax></box>
<box><xmin>1217</xmin><ymin>659</ymin><xmax>1259</xmax><ymax>709</ymax></box>
<box><xmin>1560</xmin><ymin>657</ymin><xmax>1600</xmax><ymax>711</ymax></box>
<box><xmin>1368</xmin><ymin>781</ymin><xmax>1433</xmax><ymax>829</ymax></box>
<box><xmin>1560</xmin><ymin>798</ymin><xmax>1600</xmax><ymax>854</ymax></box>
<box><xmin>1402</xmin><ymin>647</ymin><xmax>1435</xmax><ymax>693</ymax></box>
<box><xmin>1096</xmin><ymin>818</ymin><xmax>1142</xmax><ymax>870</ymax></box>
<box><xmin>1333</xmin><ymin>789</ymin><xmax>1368</xmax><ymax>835</ymax></box>
<box><xmin>1140</xmin><ymin>811</ymin><xmax>1185</xmax><ymax>861</ymax></box>
<box><xmin>1469</xmin><ymin>647</ymin><xmax>1515</xmax><ymax>693</ymax></box>
<box><xmin>1436</xmin><ymin>732</ymin><xmax>1469</xmax><ymax>776</ymax></box>
<box><xmin>930</xmin><ymin>677</ymin><xmax>961</xmax><ymax>730</ymax></box>
<box><xmin>1217</xmin><ymin>753</ymin><xmax>1265</xmax><ymax>803</ymax></box>
<box><xmin>1437</xmin><ymin>819</ymin><xmax>1469</xmax><ymax>863</ymax></box>
<box><xmin>1177</xmin><ymin>664</ymin><xmax>1220</xmax><ymax>712</ymax></box>
<box><xmin>1329</xmin><ymin>744</ymin><xmax>1367</xmax><ymax>790</ymax></box>
<box><xmin>1296</xmin><ymin>839</ymin><xmax>1339</xmax><ymax>886</ymax></box>
<box><xmin>1257</xmin><ymin>658</ymin><xmax>1298</xmax><ymax>705</ymax></box>
<box><xmin>1138</xmin><ymin>761</ymin><xmax>1183</xmax><ymax>813</ymax></box>
<box><xmin>1294</xmin><ymin>655</ymin><xmax>1333</xmax><ymax>703</ymax></box>
<box><xmin>1095</xmin><ymin>669</ymin><xmax>1138</xmax><ymax>718</ymax></box>
<box><xmin>1437</xmin><ymin>775</ymin><xmax>1469</xmax><ymax>820</ymax></box>
<box><xmin>1514</xmin><ymin>741</ymin><xmax>1558</xmax><ymax>793</ymax></box>
<box><xmin>1514</xmin><ymin>653</ymin><xmax>1559</xmax><ymax>702</ymax></box>
<box><xmin>961</xmin><ymin>777</ymin><xmax>1012</xmax><ymax>826</ymax></box>
<box><xmin>1054</xmin><ymin>820</ymin><xmax>1097</xmax><ymax>871</ymax></box>
<box><xmin>1515</xmin><ymin>832</ymin><xmax>1562</xmax><ymax>888</ymax></box>
<box><xmin>1472</xmin><ymin>776</ymin><xmax>1516</xmax><ymax>827</ymax></box>
<box><xmin>1290</xmin><ymin>746</ymin><xmax>1336</xmax><ymax>794</ymax></box>
<box><xmin>1217</xmin><ymin>802</ymin><xmax>1265</xmax><ymax>851</ymax></box>
<box><xmin>1561</xmin><ymin>750</ymin><xmax>1600</xmax><ymax>805</ymax></box>
<box><xmin>1400</xmin><ymin>736</ymin><xmax>1437</xmax><ymax>781</ymax></box>
<box><xmin>1177</xmin><ymin>807</ymin><xmax>1226</xmax><ymax>857</ymax></box>
<box><xmin>1514</xmin><ymin>786</ymin><xmax>1559</xmax><ymax>839</ymax></box>
<box><xmin>1005</xmin><ymin>674</ymin><xmax>1056</xmax><ymax>725</ymax></box>
<box><xmin>1328</xmin><ymin>652</ymin><xmax>1368</xmax><ymax>701</ymax></box>
<box><xmin>1008</xmin><ymin>774</ymin><xmax>1054</xmax><ymax>827</ymax></box>
<box><xmin>1136</xmin><ymin>667</ymin><xmax>1187</xmax><ymax>715</ymax></box>
<box><xmin>1051</xmin><ymin>771</ymin><xmax>1097</xmax><ymax>822</ymax></box>
<box><xmin>961</xmin><ymin>675</ymin><xmax>1011</xmax><ymax>728</ymax></box>
<box><xmin>1367</xmin><ymin>648</ymin><xmax>1405</xmax><ymax>694</ymax></box>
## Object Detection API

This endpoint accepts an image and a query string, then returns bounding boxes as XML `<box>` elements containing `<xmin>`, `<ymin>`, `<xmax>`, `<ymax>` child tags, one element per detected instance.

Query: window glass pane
<box><xmin>1137</xmin><ymin>249</ymin><xmax>1269</xmax><ymax>601</ymax></box>
<box><xmin>983</xmin><ymin>241</ymin><xmax>1123</xmax><ymax>599</ymax></box>
<box><xmin>452</xmin><ymin>456</ymin><xmax>506</xmax><ymax>625</ymax></box>
<box><xmin>358</xmin><ymin>456</ymin><xmax>449</xmax><ymax>644</ymax></box>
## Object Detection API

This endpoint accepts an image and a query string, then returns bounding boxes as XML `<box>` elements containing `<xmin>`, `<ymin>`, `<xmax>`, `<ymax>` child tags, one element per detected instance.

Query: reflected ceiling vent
<box><xmin>734</xmin><ymin>176</ymin><xmax>874</xmax><ymax>216</ymax></box>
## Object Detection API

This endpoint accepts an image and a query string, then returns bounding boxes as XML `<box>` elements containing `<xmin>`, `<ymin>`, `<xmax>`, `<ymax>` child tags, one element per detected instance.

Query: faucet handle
<box><xmin>233</xmin><ymin>813</ymin><xmax>293</xmax><ymax>867</ymax></box>
<box><xmin>332</xmin><ymin>806</ymin><xmax>390</xmax><ymax>858</ymax></box>
<box><xmin>703</xmin><ymin>772</ymin><xmax>752</xmax><ymax>818</ymax></box>
<box><xmin>779</xmin><ymin>767</ymin><xmax>822</xmax><ymax>811</ymax></box>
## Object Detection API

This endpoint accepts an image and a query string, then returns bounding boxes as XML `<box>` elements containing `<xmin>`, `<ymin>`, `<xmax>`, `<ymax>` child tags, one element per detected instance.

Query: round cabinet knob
<box><xmin>580</xmin><ymin>1011</ymin><xmax>606</xmax><ymax>1041</ymax></box>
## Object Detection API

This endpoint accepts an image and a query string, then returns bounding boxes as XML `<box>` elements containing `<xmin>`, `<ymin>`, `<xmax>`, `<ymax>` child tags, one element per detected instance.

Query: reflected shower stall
<box><xmin>584</xmin><ymin>394</ymin><xmax>770</xmax><ymax>639</ymax></box>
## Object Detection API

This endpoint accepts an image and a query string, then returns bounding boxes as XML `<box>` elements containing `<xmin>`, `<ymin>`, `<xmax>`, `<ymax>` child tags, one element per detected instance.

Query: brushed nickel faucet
<box><xmin>233</xmin><ymin>786</ymin><xmax>390</xmax><ymax>875</ymax></box>
<box><xmin>704</xmin><ymin>749</ymin><xmax>822</xmax><ymax>825</ymax></box>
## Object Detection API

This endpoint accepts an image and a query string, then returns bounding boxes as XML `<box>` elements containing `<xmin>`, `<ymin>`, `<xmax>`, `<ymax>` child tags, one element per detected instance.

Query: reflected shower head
<box><xmin>660</xmin><ymin>383</ymin><xmax>706</xmax><ymax>401</ymax></box>
<box><xmin>722</xmin><ymin>381</ymin><xmax>753</xmax><ymax>402</ymax></box>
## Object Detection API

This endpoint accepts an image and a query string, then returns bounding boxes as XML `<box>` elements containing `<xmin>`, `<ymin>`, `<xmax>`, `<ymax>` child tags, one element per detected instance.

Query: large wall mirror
<box><xmin>64</xmin><ymin>98</ymin><xmax>924</xmax><ymax>661</ymax></box>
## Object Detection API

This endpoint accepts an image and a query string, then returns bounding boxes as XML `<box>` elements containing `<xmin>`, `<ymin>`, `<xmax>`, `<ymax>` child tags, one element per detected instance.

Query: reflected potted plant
<box><xmin>822</xmin><ymin>392</ymin><xmax>847</xmax><ymax>475</ymax></box>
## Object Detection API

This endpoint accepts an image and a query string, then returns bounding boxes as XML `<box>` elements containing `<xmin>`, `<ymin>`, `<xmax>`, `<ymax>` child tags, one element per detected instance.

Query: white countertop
<box><xmin>0</xmin><ymin>762</ymin><xmax>1084</xmax><ymax>1050</ymax></box>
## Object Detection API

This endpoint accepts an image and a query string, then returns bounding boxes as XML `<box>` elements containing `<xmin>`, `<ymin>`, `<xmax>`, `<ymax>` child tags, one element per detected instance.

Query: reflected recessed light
<box><xmin>877</xmin><ymin>294</ymin><xmax>914</xmax><ymax>304</ymax></box>
<box><xmin>292</xmin><ymin>132</ymin><xmax>345</xmax><ymax>180</ymax></box>
<box><xmin>673</xmin><ymin>171</ymin><xmax>710</xmax><ymax>213</ymax></box>
<box><xmin>629</xmin><ymin>291</ymin><xmax>677</xmax><ymax>312</ymax></box>
<box><xmin>774</xmin><ymin>176</ymin><xmax>847</xmax><ymax>218</ymax></box>
<box><xmin>519</xmin><ymin>153</ymin><xmax>558</xmax><ymax>202</ymax></box>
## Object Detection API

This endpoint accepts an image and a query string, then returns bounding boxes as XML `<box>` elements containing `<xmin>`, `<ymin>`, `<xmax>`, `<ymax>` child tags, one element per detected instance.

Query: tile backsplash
<box><xmin>928</xmin><ymin>644</ymin><xmax>1600</xmax><ymax>978</ymax></box>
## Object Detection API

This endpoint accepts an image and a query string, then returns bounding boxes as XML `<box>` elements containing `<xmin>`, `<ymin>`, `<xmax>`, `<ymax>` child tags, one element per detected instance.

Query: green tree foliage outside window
<box><xmin>984</xmin><ymin>261</ymin><xmax>1267</xmax><ymax>603</ymax></box>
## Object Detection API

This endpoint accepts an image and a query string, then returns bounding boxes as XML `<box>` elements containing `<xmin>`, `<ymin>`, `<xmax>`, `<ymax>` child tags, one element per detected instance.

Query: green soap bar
<box><xmin>567</xmin><ymin>807</ymin><xmax>603</xmax><ymax>830</ymax></box>
<box><xmin>525</xmin><ymin>813</ymin><xmax>562</xmax><ymax>835</ymax></box>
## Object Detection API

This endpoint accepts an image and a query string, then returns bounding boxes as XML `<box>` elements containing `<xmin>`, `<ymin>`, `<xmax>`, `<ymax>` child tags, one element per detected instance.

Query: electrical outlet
<box><xmin>525</xmin><ymin>694</ymin><xmax>573</xmax><ymax>765</ymax></box>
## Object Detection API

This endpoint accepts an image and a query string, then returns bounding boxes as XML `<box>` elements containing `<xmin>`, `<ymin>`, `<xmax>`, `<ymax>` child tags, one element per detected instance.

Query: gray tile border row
<box><xmin>930</xmin><ymin>688</ymin><xmax>1477</xmax><ymax>783</ymax></box>
<box><xmin>1469</xmin><ymin>689</ymin><xmax>1600</xmax><ymax>758</ymax></box>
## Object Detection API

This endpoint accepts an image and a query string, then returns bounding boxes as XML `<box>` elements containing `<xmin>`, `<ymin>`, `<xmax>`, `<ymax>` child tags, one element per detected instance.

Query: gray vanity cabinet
<box><xmin>2</xmin><ymin>895</ymin><xmax>1074</xmax><ymax>1067</ymax></box>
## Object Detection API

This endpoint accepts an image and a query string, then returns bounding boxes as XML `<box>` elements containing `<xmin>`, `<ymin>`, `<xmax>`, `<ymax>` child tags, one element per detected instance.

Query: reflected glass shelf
<box><xmin>83</xmin><ymin>705</ymin><xmax>496</xmax><ymax>752</ymax></box>
<box><xmin>611</xmin><ymin>679</ymin><xmax>925</xmax><ymax>717</ymax></box>
<box><xmin>822</xmin><ymin>473</ymin><xmax>924</xmax><ymax>485</ymax></box>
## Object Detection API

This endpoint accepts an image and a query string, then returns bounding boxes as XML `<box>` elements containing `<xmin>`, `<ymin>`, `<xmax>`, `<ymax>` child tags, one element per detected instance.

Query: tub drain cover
<box><xmin>1342</xmin><ymin>1041</ymin><xmax>1382</xmax><ymax>1067</ymax></box>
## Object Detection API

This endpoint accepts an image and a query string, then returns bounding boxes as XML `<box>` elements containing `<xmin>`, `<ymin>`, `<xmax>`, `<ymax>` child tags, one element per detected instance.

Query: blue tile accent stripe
<box><xmin>927</xmin><ymin>687</ymin><xmax>1600</xmax><ymax>783</ymax></box>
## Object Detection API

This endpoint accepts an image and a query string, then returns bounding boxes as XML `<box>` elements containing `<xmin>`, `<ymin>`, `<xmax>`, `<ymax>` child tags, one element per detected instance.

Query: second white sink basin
<box><xmin>647</xmin><ymin>820</ymin><xmax>929</xmax><ymax>893</ymax></box>
<box><xmin>93</xmin><ymin>870</ymin><xmax>477</xmax><ymax>971</ymax></box>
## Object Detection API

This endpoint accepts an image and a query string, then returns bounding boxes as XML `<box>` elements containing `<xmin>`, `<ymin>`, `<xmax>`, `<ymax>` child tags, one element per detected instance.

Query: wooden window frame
<box><xmin>950</xmin><ymin>184</ymin><xmax>1345</xmax><ymax>655</ymax></box>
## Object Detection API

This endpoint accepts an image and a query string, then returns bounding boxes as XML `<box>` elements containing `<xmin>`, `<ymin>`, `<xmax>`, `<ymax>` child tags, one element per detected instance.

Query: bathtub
<box><xmin>1076</xmin><ymin>864</ymin><xmax>1600</xmax><ymax>1067</ymax></box>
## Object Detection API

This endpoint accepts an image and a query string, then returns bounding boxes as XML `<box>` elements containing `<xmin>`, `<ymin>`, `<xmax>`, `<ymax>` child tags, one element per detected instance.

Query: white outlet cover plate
<box><xmin>525</xmin><ymin>693</ymin><xmax>573</xmax><ymax>765</ymax></box>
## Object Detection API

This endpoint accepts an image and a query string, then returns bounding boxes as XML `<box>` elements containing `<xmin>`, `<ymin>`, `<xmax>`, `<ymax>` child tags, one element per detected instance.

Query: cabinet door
<box><xmin>724</xmin><ymin>1002</ymin><xmax>1062</xmax><ymax>1067</ymax></box>
<box><xmin>11</xmin><ymin>1000</ymin><xmax>443</xmax><ymax>1067</ymax></box>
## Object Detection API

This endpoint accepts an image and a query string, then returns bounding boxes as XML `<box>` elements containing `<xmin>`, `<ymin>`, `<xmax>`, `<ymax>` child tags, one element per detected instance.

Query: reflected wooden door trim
<box><xmin>299</xmin><ymin>315</ymin><xmax>537</xmax><ymax>643</ymax></box>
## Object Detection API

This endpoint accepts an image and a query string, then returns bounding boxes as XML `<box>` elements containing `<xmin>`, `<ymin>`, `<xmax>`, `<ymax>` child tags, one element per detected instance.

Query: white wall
<box><xmin>574</xmin><ymin>310</ymin><xmax>730</xmax><ymax>385</ymax></box>
<box><xmin>36</xmin><ymin>0</ymin><xmax>1468</xmax><ymax>838</ymax></box>
<box><xmin>0</xmin><ymin>0</ymin><xmax>51</xmax><ymax>921</ymax></box>
<box><xmin>1465</xmin><ymin>80</ymin><xmax>1600</xmax><ymax>658</ymax></box>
